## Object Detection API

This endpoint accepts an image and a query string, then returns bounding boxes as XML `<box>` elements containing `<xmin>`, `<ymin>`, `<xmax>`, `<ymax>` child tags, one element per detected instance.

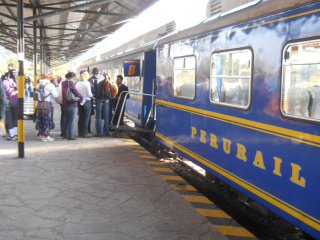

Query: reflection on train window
<box><xmin>210</xmin><ymin>50</ymin><xmax>251</xmax><ymax>108</ymax></box>
<box><xmin>282</xmin><ymin>40</ymin><xmax>320</xmax><ymax>120</ymax></box>
<box><xmin>173</xmin><ymin>56</ymin><xmax>196</xmax><ymax>100</ymax></box>
<box><xmin>131</xmin><ymin>77</ymin><xmax>140</xmax><ymax>92</ymax></box>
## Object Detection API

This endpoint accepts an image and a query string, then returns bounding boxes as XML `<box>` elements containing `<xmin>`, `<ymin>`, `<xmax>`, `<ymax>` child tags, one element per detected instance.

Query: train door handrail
<box><xmin>111</xmin><ymin>91</ymin><xmax>156</xmax><ymax>129</ymax></box>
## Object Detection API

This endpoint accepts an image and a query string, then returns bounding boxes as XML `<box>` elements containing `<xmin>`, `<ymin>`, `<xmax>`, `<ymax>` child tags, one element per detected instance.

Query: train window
<box><xmin>107</xmin><ymin>68</ymin><xmax>112</xmax><ymax>78</ymax></box>
<box><xmin>210</xmin><ymin>50</ymin><xmax>251</xmax><ymax>109</ymax></box>
<box><xmin>121</xmin><ymin>67</ymin><xmax>128</xmax><ymax>86</ymax></box>
<box><xmin>173</xmin><ymin>56</ymin><xmax>196</xmax><ymax>100</ymax></box>
<box><xmin>131</xmin><ymin>77</ymin><xmax>140</xmax><ymax>92</ymax></box>
<box><xmin>113</xmin><ymin>67</ymin><xmax>119</xmax><ymax>79</ymax></box>
<box><xmin>282</xmin><ymin>40</ymin><xmax>320</xmax><ymax>121</ymax></box>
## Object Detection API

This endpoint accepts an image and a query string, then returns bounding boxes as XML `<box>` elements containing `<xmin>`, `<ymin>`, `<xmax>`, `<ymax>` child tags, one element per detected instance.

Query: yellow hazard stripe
<box><xmin>182</xmin><ymin>195</ymin><xmax>214</xmax><ymax>204</ymax></box>
<box><xmin>161</xmin><ymin>175</ymin><xmax>185</xmax><ymax>181</ymax></box>
<box><xmin>129</xmin><ymin>146</ymin><xmax>144</xmax><ymax>149</ymax></box>
<box><xmin>152</xmin><ymin>167</ymin><xmax>173</xmax><ymax>172</ymax></box>
<box><xmin>215</xmin><ymin>225</ymin><xmax>256</xmax><ymax>238</ymax></box>
<box><xmin>139</xmin><ymin>155</ymin><xmax>157</xmax><ymax>159</ymax></box>
<box><xmin>134</xmin><ymin>150</ymin><xmax>149</xmax><ymax>153</ymax></box>
<box><xmin>196</xmin><ymin>208</ymin><xmax>231</xmax><ymax>218</ymax></box>
<box><xmin>171</xmin><ymin>184</ymin><xmax>197</xmax><ymax>191</ymax></box>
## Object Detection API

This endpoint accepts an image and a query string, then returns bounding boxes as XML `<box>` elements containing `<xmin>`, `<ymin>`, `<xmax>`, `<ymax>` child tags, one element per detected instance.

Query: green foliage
<box><xmin>0</xmin><ymin>54</ymin><xmax>18</xmax><ymax>76</ymax></box>
<box><xmin>50</xmin><ymin>62</ymin><xmax>70</xmax><ymax>79</ymax></box>
<box><xmin>0</xmin><ymin>54</ymin><xmax>37</xmax><ymax>77</ymax></box>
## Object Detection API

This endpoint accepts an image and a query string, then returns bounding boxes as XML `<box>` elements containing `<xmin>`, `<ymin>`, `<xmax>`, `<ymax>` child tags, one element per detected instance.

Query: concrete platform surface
<box><xmin>0</xmin><ymin>103</ymin><xmax>227</xmax><ymax>240</ymax></box>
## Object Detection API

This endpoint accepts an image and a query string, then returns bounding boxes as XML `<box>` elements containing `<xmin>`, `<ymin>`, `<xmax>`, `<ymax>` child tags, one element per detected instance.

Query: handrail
<box><xmin>111</xmin><ymin>91</ymin><xmax>156</xmax><ymax>129</ymax></box>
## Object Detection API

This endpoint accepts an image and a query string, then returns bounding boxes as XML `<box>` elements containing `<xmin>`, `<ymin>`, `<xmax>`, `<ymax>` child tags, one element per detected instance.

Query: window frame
<box><xmin>172</xmin><ymin>55</ymin><xmax>197</xmax><ymax>101</ymax></box>
<box><xmin>209</xmin><ymin>48</ymin><xmax>253</xmax><ymax>111</ymax></box>
<box><xmin>280</xmin><ymin>38</ymin><xmax>320</xmax><ymax>124</ymax></box>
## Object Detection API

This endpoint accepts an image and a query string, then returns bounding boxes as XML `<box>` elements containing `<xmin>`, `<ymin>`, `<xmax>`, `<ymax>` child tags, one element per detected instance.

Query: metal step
<box><xmin>110</xmin><ymin>124</ymin><xmax>154</xmax><ymax>134</ymax></box>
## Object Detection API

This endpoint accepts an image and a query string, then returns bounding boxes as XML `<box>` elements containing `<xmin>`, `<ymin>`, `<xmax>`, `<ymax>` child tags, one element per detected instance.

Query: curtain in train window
<box><xmin>173</xmin><ymin>56</ymin><xmax>196</xmax><ymax>100</ymax></box>
<box><xmin>210</xmin><ymin>50</ymin><xmax>251</xmax><ymax>108</ymax></box>
<box><xmin>282</xmin><ymin>41</ymin><xmax>320</xmax><ymax>120</ymax></box>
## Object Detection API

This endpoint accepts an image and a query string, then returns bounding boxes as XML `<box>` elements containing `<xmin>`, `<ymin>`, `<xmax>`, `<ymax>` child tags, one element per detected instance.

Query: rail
<box><xmin>111</xmin><ymin>91</ymin><xmax>156</xmax><ymax>129</ymax></box>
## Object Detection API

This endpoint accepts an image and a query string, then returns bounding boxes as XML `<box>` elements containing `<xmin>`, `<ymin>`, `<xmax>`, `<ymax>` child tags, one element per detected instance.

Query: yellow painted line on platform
<box><xmin>214</xmin><ymin>225</ymin><xmax>256</xmax><ymax>238</ymax></box>
<box><xmin>134</xmin><ymin>150</ymin><xmax>149</xmax><ymax>153</ymax></box>
<box><xmin>139</xmin><ymin>155</ymin><xmax>157</xmax><ymax>159</ymax></box>
<box><xmin>196</xmin><ymin>208</ymin><xmax>231</xmax><ymax>218</ymax></box>
<box><xmin>121</xmin><ymin>138</ymin><xmax>135</xmax><ymax>141</ymax></box>
<box><xmin>161</xmin><ymin>175</ymin><xmax>185</xmax><ymax>181</ymax></box>
<box><xmin>129</xmin><ymin>146</ymin><xmax>144</xmax><ymax>149</ymax></box>
<box><xmin>145</xmin><ymin>161</ymin><xmax>164</xmax><ymax>165</ymax></box>
<box><xmin>171</xmin><ymin>184</ymin><xmax>197</xmax><ymax>191</ymax></box>
<box><xmin>182</xmin><ymin>195</ymin><xmax>214</xmax><ymax>204</ymax></box>
<box><xmin>152</xmin><ymin>167</ymin><xmax>173</xmax><ymax>172</ymax></box>
<box><xmin>124</xmin><ymin>142</ymin><xmax>139</xmax><ymax>145</ymax></box>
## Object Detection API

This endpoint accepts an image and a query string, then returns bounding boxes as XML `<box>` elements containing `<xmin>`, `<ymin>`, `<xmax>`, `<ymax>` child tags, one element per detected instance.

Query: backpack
<box><xmin>33</xmin><ymin>83</ymin><xmax>50</xmax><ymax>102</ymax></box>
<box><xmin>103</xmin><ymin>77</ymin><xmax>118</xmax><ymax>99</ymax></box>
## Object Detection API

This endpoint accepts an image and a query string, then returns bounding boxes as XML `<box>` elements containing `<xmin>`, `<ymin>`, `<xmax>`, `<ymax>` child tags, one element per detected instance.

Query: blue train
<box><xmin>78</xmin><ymin>1</ymin><xmax>320</xmax><ymax>238</ymax></box>
<box><xmin>76</xmin><ymin>21</ymin><xmax>177</xmax><ymax>127</ymax></box>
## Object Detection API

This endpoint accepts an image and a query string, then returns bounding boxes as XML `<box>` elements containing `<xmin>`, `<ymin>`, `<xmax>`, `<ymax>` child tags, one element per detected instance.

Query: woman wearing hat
<box><xmin>76</xmin><ymin>71</ymin><xmax>93</xmax><ymax>138</ymax></box>
<box><xmin>61</xmin><ymin>72</ymin><xmax>84</xmax><ymax>140</ymax></box>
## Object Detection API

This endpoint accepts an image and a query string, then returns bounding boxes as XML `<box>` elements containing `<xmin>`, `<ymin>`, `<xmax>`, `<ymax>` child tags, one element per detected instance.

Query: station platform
<box><xmin>0</xmin><ymin>102</ymin><xmax>228</xmax><ymax>240</ymax></box>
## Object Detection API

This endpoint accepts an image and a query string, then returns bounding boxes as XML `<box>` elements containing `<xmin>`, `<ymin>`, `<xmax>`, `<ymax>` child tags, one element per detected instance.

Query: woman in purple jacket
<box><xmin>3</xmin><ymin>70</ymin><xmax>18</xmax><ymax>140</ymax></box>
<box><xmin>62</xmin><ymin>72</ymin><xmax>84</xmax><ymax>140</ymax></box>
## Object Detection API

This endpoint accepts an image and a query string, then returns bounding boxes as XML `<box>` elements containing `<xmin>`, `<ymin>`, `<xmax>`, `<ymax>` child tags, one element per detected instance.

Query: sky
<box><xmin>70</xmin><ymin>0</ymin><xmax>209</xmax><ymax>68</ymax></box>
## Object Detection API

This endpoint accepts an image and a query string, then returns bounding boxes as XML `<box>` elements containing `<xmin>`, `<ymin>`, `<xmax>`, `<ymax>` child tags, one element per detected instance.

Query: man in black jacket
<box><xmin>113</xmin><ymin>75</ymin><xmax>129</xmax><ymax>125</ymax></box>
<box><xmin>92</xmin><ymin>68</ymin><xmax>111</xmax><ymax>136</ymax></box>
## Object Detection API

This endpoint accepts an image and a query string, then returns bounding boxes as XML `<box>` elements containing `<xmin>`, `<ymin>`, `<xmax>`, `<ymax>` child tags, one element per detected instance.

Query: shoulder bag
<box><xmin>66</xmin><ymin>81</ymin><xmax>80</xmax><ymax>104</ymax></box>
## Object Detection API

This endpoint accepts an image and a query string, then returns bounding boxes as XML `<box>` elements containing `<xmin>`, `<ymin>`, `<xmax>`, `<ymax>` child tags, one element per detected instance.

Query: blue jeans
<box><xmin>95</xmin><ymin>99</ymin><xmax>109</xmax><ymax>135</ymax></box>
<box><xmin>78</xmin><ymin>100</ymin><xmax>91</xmax><ymax>135</ymax></box>
<box><xmin>64</xmin><ymin>106</ymin><xmax>76</xmax><ymax>139</ymax></box>
<box><xmin>60</xmin><ymin>104</ymin><xmax>66</xmax><ymax>134</ymax></box>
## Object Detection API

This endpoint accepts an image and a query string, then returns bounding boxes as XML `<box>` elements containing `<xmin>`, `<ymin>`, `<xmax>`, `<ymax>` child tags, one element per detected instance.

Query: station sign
<box><xmin>124</xmin><ymin>60</ymin><xmax>140</xmax><ymax>77</ymax></box>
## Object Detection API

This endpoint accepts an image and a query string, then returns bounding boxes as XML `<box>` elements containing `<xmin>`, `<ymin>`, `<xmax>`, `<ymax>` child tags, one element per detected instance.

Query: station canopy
<box><xmin>0</xmin><ymin>0</ymin><xmax>158</xmax><ymax>67</ymax></box>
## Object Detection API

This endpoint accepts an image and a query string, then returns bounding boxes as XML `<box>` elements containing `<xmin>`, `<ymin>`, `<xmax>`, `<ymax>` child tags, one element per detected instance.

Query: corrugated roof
<box><xmin>0</xmin><ymin>0</ymin><xmax>158</xmax><ymax>67</ymax></box>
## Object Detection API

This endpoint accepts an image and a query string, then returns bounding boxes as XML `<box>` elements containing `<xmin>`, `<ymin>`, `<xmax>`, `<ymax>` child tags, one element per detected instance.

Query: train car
<box><xmin>77</xmin><ymin>22</ymin><xmax>176</xmax><ymax>128</ymax></box>
<box><xmin>155</xmin><ymin>0</ymin><xmax>320</xmax><ymax>238</ymax></box>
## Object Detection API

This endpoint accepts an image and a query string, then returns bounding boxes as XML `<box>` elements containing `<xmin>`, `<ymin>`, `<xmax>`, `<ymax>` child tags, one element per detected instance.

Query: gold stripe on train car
<box><xmin>156</xmin><ymin>99</ymin><xmax>320</xmax><ymax>147</ymax></box>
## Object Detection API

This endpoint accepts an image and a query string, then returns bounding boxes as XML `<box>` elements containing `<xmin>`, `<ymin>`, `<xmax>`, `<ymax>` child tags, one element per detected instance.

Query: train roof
<box><xmin>79</xmin><ymin>21</ymin><xmax>176</xmax><ymax>68</ymax></box>
<box><xmin>157</xmin><ymin>0</ymin><xmax>316</xmax><ymax>47</ymax></box>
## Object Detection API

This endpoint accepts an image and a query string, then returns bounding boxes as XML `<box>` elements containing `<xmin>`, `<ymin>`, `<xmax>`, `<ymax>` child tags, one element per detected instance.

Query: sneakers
<box><xmin>42</xmin><ymin>136</ymin><xmax>54</xmax><ymax>142</ymax></box>
<box><xmin>39</xmin><ymin>135</ymin><xmax>44</xmax><ymax>140</ymax></box>
<box><xmin>6</xmin><ymin>136</ymin><xmax>17</xmax><ymax>141</ymax></box>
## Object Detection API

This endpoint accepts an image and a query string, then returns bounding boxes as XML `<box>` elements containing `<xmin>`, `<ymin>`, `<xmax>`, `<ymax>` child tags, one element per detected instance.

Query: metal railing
<box><xmin>111</xmin><ymin>91</ymin><xmax>156</xmax><ymax>129</ymax></box>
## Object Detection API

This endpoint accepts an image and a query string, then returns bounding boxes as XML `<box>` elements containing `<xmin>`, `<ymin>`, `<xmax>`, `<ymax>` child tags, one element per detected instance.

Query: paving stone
<box><xmin>0</xmin><ymin>103</ymin><xmax>228</xmax><ymax>240</ymax></box>
<box><xmin>65</xmin><ymin>233</ymin><xmax>135</xmax><ymax>240</ymax></box>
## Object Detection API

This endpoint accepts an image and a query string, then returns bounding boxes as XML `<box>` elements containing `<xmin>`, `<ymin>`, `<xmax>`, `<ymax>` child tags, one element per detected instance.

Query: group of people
<box><xmin>0</xmin><ymin>64</ymin><xmax>19</xmax><ymax>140</ymax></box>
<box><xmin>36</xmin><ymin>68</ymin><xmax>129</xmax><ymax>142</ymax></box>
